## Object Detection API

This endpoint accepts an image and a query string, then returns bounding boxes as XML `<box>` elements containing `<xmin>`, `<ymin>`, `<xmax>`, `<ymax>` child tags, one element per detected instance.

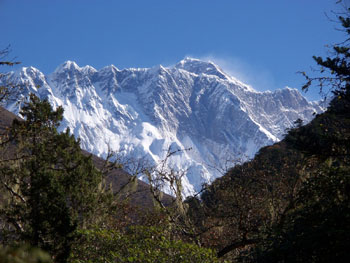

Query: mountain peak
<box><xmin>175</xmin><ymin>57</ymin><xmax>215</xmax><ymax>68</ymax></box>
<box><xmin>177</xmin><ymin>57</ymin><xmax>202</xmax><ymax>64</ymax></box>
<box><xmin>175</xmin><ymin>57</ymin><xmax>228</xmax><ymax>79</ymax></box>
<box><xmin>81</xmin><ymin>65</ymin><xmax>97</xmax><ymax>75</ymax></box>
<box><xmin>21</xmin><ymin>66</ymin><xmax>41</xmax><ymax>75</ymax></box>
<box><xmin>148</xmin><ymin>64</ymin><xmax>168</xmax><ymax>75</ymax></box>
<box><xmin>54</xmin><ymin>60</ymin><xmax>80</xmax><ymax>74</ymax></box>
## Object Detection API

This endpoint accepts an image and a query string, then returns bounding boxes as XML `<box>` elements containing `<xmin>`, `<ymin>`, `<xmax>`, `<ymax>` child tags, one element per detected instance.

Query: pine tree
<box><xmin>0</xmin><ymin>94</ymin><xmax>107</xmax><ymax>263</ymax></box>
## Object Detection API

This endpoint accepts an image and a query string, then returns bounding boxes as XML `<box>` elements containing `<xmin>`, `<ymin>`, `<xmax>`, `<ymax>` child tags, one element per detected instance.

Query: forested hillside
<box><xmin>192</xmin><ymin>91</ymin><xmax>350</xmax><ymax>261</ymax></box>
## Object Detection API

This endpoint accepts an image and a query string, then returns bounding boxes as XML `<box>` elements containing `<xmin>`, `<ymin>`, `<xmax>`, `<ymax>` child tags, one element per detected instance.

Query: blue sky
<box><xmin>1</xmin><ymin>0</ymin><xmax>347</xmax><ymax>100</ymax></box>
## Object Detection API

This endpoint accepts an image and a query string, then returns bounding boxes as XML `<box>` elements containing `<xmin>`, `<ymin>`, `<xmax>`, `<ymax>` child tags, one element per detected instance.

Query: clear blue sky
<box><xmin>1</xmin><ymin>0</ymin><xmax>348</xmax><ymax>100</ymax></box>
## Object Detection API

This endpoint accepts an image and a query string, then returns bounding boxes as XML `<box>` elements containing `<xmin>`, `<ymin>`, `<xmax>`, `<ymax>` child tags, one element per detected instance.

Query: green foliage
<box><xmin>70</xmin><ymin>226</ymin><xmax>220</xmax><ymax>263</ymax></box>
<box><xmin>285</xmin><ymin>101</ymin><xmax>350</xmax><ymax>162</ymax></box>
<box><xmin>0</xmin><ymin>245</ymin><xmax>52</xmax><ymax>263</ymax></box>
<box><xmin>0</xmin><ymin>94</ymin><xmax>108</xmax><ymax>263</ymax></box>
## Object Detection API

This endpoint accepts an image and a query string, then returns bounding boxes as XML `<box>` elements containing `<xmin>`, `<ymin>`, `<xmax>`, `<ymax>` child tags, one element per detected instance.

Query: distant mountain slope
<box><xmin>2</xmin><ymin>58</ymin><xmax>324</xmax><ymax>194</ymax></box>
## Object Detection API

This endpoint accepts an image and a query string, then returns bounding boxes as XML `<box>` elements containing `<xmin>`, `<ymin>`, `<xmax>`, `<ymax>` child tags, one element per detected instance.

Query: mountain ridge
<box><xmin>3</xmin><ymin>58</ymin><xmax>325</xmax><ymax>195</ymax></box>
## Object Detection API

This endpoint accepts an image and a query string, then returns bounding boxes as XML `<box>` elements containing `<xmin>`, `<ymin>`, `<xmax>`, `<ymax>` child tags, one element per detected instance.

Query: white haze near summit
<box><xmin>198</xmin><ymin>55</ymin><xmax>277</xmax><ymax>91</ymax></box>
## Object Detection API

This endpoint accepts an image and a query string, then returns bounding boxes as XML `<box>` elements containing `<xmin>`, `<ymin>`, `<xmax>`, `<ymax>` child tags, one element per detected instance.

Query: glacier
<box><xmin>3</xmin><ymin>57</ymin><xmax>325</xmax><ymax>196</ymax></box>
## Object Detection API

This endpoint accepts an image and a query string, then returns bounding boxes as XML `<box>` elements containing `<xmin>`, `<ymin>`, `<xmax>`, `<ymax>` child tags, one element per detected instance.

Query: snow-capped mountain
<box><xmin>3</xmin><ymin>58</ymin><xmax>325</xmax><ymax>195</ymax></box>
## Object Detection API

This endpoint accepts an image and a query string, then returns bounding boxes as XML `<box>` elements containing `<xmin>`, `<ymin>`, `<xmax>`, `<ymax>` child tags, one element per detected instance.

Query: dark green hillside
<box><xmin>190</xmin><ymin>8</ymin><xmax>350</xmax><ymax>261</ymax></box>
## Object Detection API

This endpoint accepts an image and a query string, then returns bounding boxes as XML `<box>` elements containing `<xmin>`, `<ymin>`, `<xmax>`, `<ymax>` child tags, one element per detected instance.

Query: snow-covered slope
<box><xmin>3</xmin><ymin>58</ymin><xmax>325</xmax><ymax>195</ymax></box>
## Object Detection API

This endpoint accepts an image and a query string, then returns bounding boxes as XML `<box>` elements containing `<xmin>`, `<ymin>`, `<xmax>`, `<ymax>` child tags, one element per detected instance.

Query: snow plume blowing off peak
<box><xmin>3</xmin><ymin>58</ymin><xmax>325</xmax><ymax>196</ymax></box>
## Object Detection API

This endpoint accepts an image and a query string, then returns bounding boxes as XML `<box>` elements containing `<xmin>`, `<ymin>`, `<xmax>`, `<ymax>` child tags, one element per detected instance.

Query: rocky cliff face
<box><xmin>3</xmin><ymin>58</ymin><xmax>324</xmax><ymax>195</ymax></box>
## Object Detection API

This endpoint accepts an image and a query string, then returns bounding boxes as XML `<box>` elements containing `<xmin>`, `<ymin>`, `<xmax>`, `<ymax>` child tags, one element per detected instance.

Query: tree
<box><xmin>301</xmin><ymin>4</ymin><xmax>350</xmax><ymax>100</ymax></box>
<box><xmin>144</xmin><ymin>147</ymin><xmax>200</xmax><ymax>244</ymax></box>
<box><xmin>0</xmin><ymin>94</ymin><xmax>110</xmax><ymax>263</ymax></box>
<box><xmin>198</xmin><ymin>143</ymin><xmax>304</xmax><ymax>260</ymax></box>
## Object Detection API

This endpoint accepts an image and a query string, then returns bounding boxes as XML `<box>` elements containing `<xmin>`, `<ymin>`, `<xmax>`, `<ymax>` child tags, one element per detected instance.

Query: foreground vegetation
<box><xmin>1</xmin><ymin>4</ymin><xmax>349</xmax><ymax>263</ymax></box>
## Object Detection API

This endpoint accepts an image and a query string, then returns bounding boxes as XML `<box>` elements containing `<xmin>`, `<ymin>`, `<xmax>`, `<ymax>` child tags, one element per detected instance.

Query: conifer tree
<box><xmin>0</xmin><ymin>94</ymin><xmax>107</xmax><ymax>263</ymax></box>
